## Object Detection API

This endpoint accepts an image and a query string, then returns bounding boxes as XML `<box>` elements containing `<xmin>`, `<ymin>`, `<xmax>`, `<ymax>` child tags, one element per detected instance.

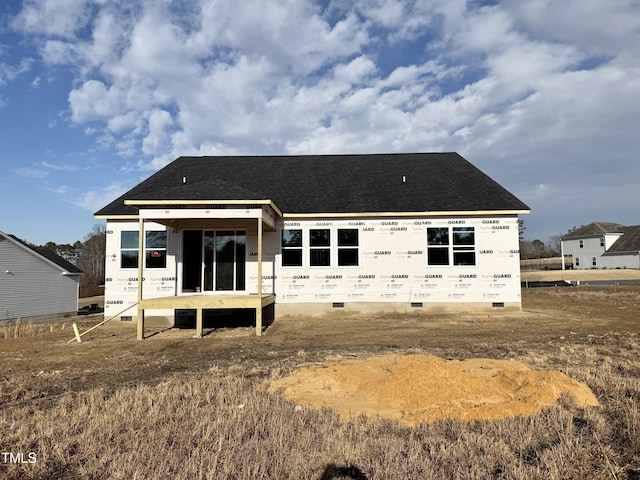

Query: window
<box><xmin>452</xmin><ymin>227</ymin><xmax>476</xmax><ymax>266</ymax></box>
<box><xmin>310</xmin><ymin>229</ymin><xmax>331</xmax><ymax>266</ymax></box>
<box><xmin>427</xmin><ymin>228</ymin><xmax>449</xmax><ymax>265</ymax></box>
<box><xmin>592</xmin><ymin>257</ymin><xmax>597</xmax><ymax>267</ymax></box>
<box><xmin>579</xmin><ymin>240</ymin><xmax>584</xmax><ymax>248</ymax></box>
<box><xmin>121</xmin><ymin>230</ymin><xmax>167</xmax><ymax>269</ymax></box>
<box><xmin>282</xmin><ymin>227</ymin><xmax>359</xmax><ymax>267</ymax></box>
<box><xmin>145</xmin><ymin>231</ymin><xmax>167</xmax><ymax>268</ymax></box>
<box><xmin>575</xmin><ymin>257</ymin><xmax>580</xmax><ymax>267</ymax></box>
<box><xmin>282</xmin><ymin>229</ymin><xmax>303</xmax><ymax>266</ymax></box>
<box><xmin>121</xmin><ymin>231</ymin><xmax>139</xmax><ymax>268</ymax></box>
<box><xmin>337</xmin><ymin>229</ymin><xmax>359</xmax><ymax>266</ymax></box>
<box><xmin>600</xmin><ymin>237</ymin><xmax>605</xmax><ymax>247</ymax></box>
<box><xmin>427</xmin><ymin>226</ymin><xmax>476</xmax><ymax>266</ymax></box>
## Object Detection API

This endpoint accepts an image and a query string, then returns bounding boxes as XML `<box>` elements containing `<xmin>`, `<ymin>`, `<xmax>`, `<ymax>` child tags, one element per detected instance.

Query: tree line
<box><xmin>518</xmin><ymin>220</ymin><xmax>576</xmax><ymax>260</ymax></box>
<box><xmin>35</xmin><ymin>224</ymin><xmax>106</xmax><ymax>289</ymax></box>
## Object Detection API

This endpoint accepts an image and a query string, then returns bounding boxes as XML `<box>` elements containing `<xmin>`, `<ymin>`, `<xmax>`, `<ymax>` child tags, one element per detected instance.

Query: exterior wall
<box><xmin>104</xmin><ymin>221</ymin><xmax>178</xmax><ymax>323</ymax></box>
<box><xmin>563</xmin><ymin>235</ymin><xmax>639</xmax><ymax>269</ymax></box>
<box><xmin>274</xmin><ymin>215</ymin><xmax>522</xmax><ymax>309</ymax></box>
<box><xmin>104</xmin><ymin>214</ymin><xmax>522</xmax><ymax>323</ymax></box>
<box><xmin>600</xmin><ymin>254</ymin><xmax>640</xmax><ymax>270</ymax></box>
<box><xmin>604</xmin><ymin>233</ymin><xmax>623</xmax><ymax>250</ymax></box>
<box><xmin>563</xmin><ymin>236</ymin><xmax>605</xmax><ymax>269</ymax></box>
<box><xmin>0</xmin><ymin>236</ymin><xmax>79</xmax><ymax>320</ymax></box>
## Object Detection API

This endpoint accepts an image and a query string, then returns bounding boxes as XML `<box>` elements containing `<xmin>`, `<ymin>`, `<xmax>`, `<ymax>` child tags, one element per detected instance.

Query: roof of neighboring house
<box><xmin>1</xmin><ymin>232</ymin><xmax>83</xmax><ymax>274</ymax></box>
<box><xmin>606</xmin><ymin>225</ymin><xmax>640</xmax><ymax>253</ymax></box>
<box><xmin>561</xmin><ymin>222</ymin><xmax>626</xmax><ymax>240</ymax></box>
<box><xmin>95</xmin><ymin>153</ymin><xmax>530</xmax><ymax>217</ymax></box>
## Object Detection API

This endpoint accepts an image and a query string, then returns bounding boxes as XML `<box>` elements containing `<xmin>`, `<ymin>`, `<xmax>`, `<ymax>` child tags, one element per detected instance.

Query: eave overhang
<box><xmin>123</xmin><ymin>199</ymin><xmax>284</xmax><ymax>218</ymax></box>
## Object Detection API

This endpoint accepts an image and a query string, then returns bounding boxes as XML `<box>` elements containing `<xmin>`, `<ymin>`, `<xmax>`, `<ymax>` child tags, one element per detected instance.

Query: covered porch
<box><xmin>127</xmin><ymin>199</ymin><xmax>281</xmax><ymax>340</ymax></box>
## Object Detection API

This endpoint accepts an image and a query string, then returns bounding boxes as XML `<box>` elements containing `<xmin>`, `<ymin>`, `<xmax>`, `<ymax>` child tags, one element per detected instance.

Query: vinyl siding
<box><xmin>0</xmin><ymin>236</ymin><xmax>79</xmax><ymax>320</ymax></box>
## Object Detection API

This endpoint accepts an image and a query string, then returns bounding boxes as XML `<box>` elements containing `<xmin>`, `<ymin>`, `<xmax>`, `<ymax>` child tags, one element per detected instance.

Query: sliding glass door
<box><xmin>183</xmin><ymin>230</ymin><xmax>246</xmax><ymax>292</ymax></box>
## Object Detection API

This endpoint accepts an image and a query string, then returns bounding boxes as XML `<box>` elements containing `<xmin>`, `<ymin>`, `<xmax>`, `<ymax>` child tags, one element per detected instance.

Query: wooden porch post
<box><xmin>136</xmin><ymin>217</ymin><xmax>145</xmax><ymax>340</ymax></box>
<box><xmin>256</xmin><ymin>217</ymin><xmax>263</xmax><ymax>336</ymax></box>
<box><xmin>195</xmin><ymin>308</ymin><xmax>203</xmax><ymax>338</ymax></box>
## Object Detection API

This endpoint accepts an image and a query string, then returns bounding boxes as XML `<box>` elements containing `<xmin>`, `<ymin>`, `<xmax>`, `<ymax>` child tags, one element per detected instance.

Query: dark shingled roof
<box><xmin>606</xmin><ymin>226</ymin><xmax>640</xmax><ymax>253</ymax></box>
<box><xmin>4</xmin><ymin>233</ymin><xmax>83</xmax><ymax>274</ymax></box>
<box><xmin>562</xmin><ymin>222</ymin><xmax>626</xmax><ymax>240</ymax></box>
<box><xmin>95</xmin><ymin>153</ymin><xmax>530</xmax><ymax>217</ymax></box>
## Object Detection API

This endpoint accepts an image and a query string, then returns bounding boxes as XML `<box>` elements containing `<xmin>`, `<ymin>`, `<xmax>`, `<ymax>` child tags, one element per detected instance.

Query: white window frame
<box><xmin>426</xmin><ymin>226</ymin><xmax>477</xmax><ymax>267</ymax></box>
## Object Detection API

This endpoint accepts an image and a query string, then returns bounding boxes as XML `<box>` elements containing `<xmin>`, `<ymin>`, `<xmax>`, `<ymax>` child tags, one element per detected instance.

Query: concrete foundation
<box><xmin>275</xmin><ymin>301</ymin><xmax>522</xmax><ymax>317</ymax></box>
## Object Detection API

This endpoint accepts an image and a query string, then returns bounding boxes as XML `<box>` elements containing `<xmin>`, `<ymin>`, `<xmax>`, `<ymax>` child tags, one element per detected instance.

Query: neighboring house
<box><xmin>0</xmin><ymin>231</ymin><xmax>83</xmax><ymax>320</ymax></box>
<box><xmin>561</xmin><ymin>222</ymin><xmax>640</xmax><ymax>270</ymax></box>
<box><xmin>94</xmin><ymin>153</ymin><xmax>530</xmax><ymax>339</ymax></box>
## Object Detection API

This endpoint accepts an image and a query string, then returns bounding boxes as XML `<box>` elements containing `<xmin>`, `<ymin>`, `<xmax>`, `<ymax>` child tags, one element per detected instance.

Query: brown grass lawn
<box><xmin>521</xmin><ymin>268</ymin><xmax>640</xmax><ymax>283</ymax></box>
<box><xmin>1</xmin><ymin>285</ymin><xmax>640</xmax><ymax>479</ymax></box>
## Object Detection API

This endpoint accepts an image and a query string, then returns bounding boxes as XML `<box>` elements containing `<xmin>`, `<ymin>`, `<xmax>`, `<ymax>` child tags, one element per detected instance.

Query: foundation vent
<box><xmin>332</xmin><ymin>302</ymin><xmax>344</xmax><ymax>308</ymax></box>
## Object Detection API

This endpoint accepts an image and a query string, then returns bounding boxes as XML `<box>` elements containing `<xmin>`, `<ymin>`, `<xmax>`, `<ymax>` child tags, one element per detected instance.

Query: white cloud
<box><xmin>0</xmin><ymin>58</ymin><xmax>33</xmax><ymax>86</ymax></box>
<box><xmin>142</xmin><ymin>109</ymin><xmax>174</xmax><ymax>156</ymax></box>
<box><xmin>40</xmin><ymin>160</ymin><xmax>77</xmax><ymax>171</ymax></box>
<box><xmin>72</xmin><ymin>181</ymin><xmax>130</xmax><ymax>212</ymax></box>
<box><xmin>8</xmin><ymin>0</ymin><xmax>640</xmax><ymax>239</ymax></box>
<box><xmin>12</xmin><ymin>0</ymin><xmax>92</xmax><ymax>39</ymax></box>
<box><xmin>502</xmin><ymin>0</ymin><xmax>640</xmax><ymax>60</ymax></box>
<box><xmin>68</xmin><ymin>79</ymin><xmax>116</xmax><ymax>122</ymax></box>
<box><xmin>14</xmin><ymin>166</ymin><xmax>49</xmax><ymax>179</ymax></box>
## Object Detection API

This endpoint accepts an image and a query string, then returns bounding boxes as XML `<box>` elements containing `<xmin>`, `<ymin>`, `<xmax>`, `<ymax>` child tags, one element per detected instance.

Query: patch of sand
<box><xmin>269</xmin><ymin>354</ymin><xmax>599</xmax><ymax>426</ymax></box>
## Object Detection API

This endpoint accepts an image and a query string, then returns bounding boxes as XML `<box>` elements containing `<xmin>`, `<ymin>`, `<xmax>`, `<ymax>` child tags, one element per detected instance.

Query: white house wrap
<box><xmin>95</xmin><ymin>153</ymin><xmax>530</xmax><ymax>339</ymax></box>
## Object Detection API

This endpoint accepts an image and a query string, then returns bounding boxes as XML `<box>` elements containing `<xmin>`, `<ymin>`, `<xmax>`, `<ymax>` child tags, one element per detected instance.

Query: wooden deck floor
<box><xmin>139</xmin><ymin>293</ymin><xmax>276</xmax><ymax>310</ymax></box>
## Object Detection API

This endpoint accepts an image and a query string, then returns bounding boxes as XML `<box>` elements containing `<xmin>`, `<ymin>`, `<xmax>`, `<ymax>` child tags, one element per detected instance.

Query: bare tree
<box><xmin>531</xmin><ymin>239</ymin><xmax>546</xmax><ymax>258</ymax></box>
<box><xmin>77</xmin><ymin>224</ymin><xmax>106</xmax><ymax>288</ymax></box>
<box><xmin>547</xmin><ymin>234</ymin><xmax>562</xmax><ymax>256</ymax></box>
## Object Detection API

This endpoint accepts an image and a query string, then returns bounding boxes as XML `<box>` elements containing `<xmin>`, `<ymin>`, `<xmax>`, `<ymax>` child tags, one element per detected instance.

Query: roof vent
<box><xmin>402</xmin><ymin>175</ymin><xmax>406</xmax><ymax>184</ymax></box>
<box><xmin>182</xmin><ymin>176</ymin><xmax>187</xmax><ymax>185</ymax></box>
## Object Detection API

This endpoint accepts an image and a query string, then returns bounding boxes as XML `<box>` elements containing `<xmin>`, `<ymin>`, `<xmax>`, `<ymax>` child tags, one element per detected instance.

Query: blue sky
<box><xmin>1</xmin><ymin>0</ymin><xmax>639</xmax><ymax>246</ymax></box>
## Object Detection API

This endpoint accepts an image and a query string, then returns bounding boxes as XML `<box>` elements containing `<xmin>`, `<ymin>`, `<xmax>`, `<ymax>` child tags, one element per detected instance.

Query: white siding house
<box><xmin>95</xmin><ymin>153</ymin><xmax>530</xmax><ymax>339</ymax></box>
<box><xmin>561</xmin><ymin>222</ymin><xmax>640</xmax><ymax>270</ymax></box>
<box><xmin>0</xmin><ymin>232</ymin><xmax>83</xmax><ymax>320</ymax></box>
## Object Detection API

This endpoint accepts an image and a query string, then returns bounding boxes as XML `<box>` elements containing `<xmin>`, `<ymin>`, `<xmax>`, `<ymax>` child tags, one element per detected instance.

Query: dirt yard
<box><xmin>1</xmin><ymin>282</ymin><xmax>638</xmax><ymax>412</ymax></box>
<box><xmin>2</xmin><ymin>280</ymin><xmax>640</xmax><ymax>479</ymax></box>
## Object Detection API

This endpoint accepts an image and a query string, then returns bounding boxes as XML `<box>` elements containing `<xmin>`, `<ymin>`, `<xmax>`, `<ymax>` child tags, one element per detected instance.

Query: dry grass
<box><xmin>0</xmin><ymin>319</ymin><xmax>40</xmax><ymax>339</ymax></box>
<box><xmin>521</xmin><ymin>268</ymin><xmax>640</xmax><ymax>282</ymax></box>
<box><xmin>2</xmin><ymin>286</ymin><xmax>640</xmax><ymax>479</ymax></box>
<box><xmin>0</xmin><ymin>319</ymin><xmax>70</xmax><ymax>339</ymax></box>
<box><xmin>2</xmin><ymin>335</ymin><xmax>640</xmax><ymax>479</ymax></box>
